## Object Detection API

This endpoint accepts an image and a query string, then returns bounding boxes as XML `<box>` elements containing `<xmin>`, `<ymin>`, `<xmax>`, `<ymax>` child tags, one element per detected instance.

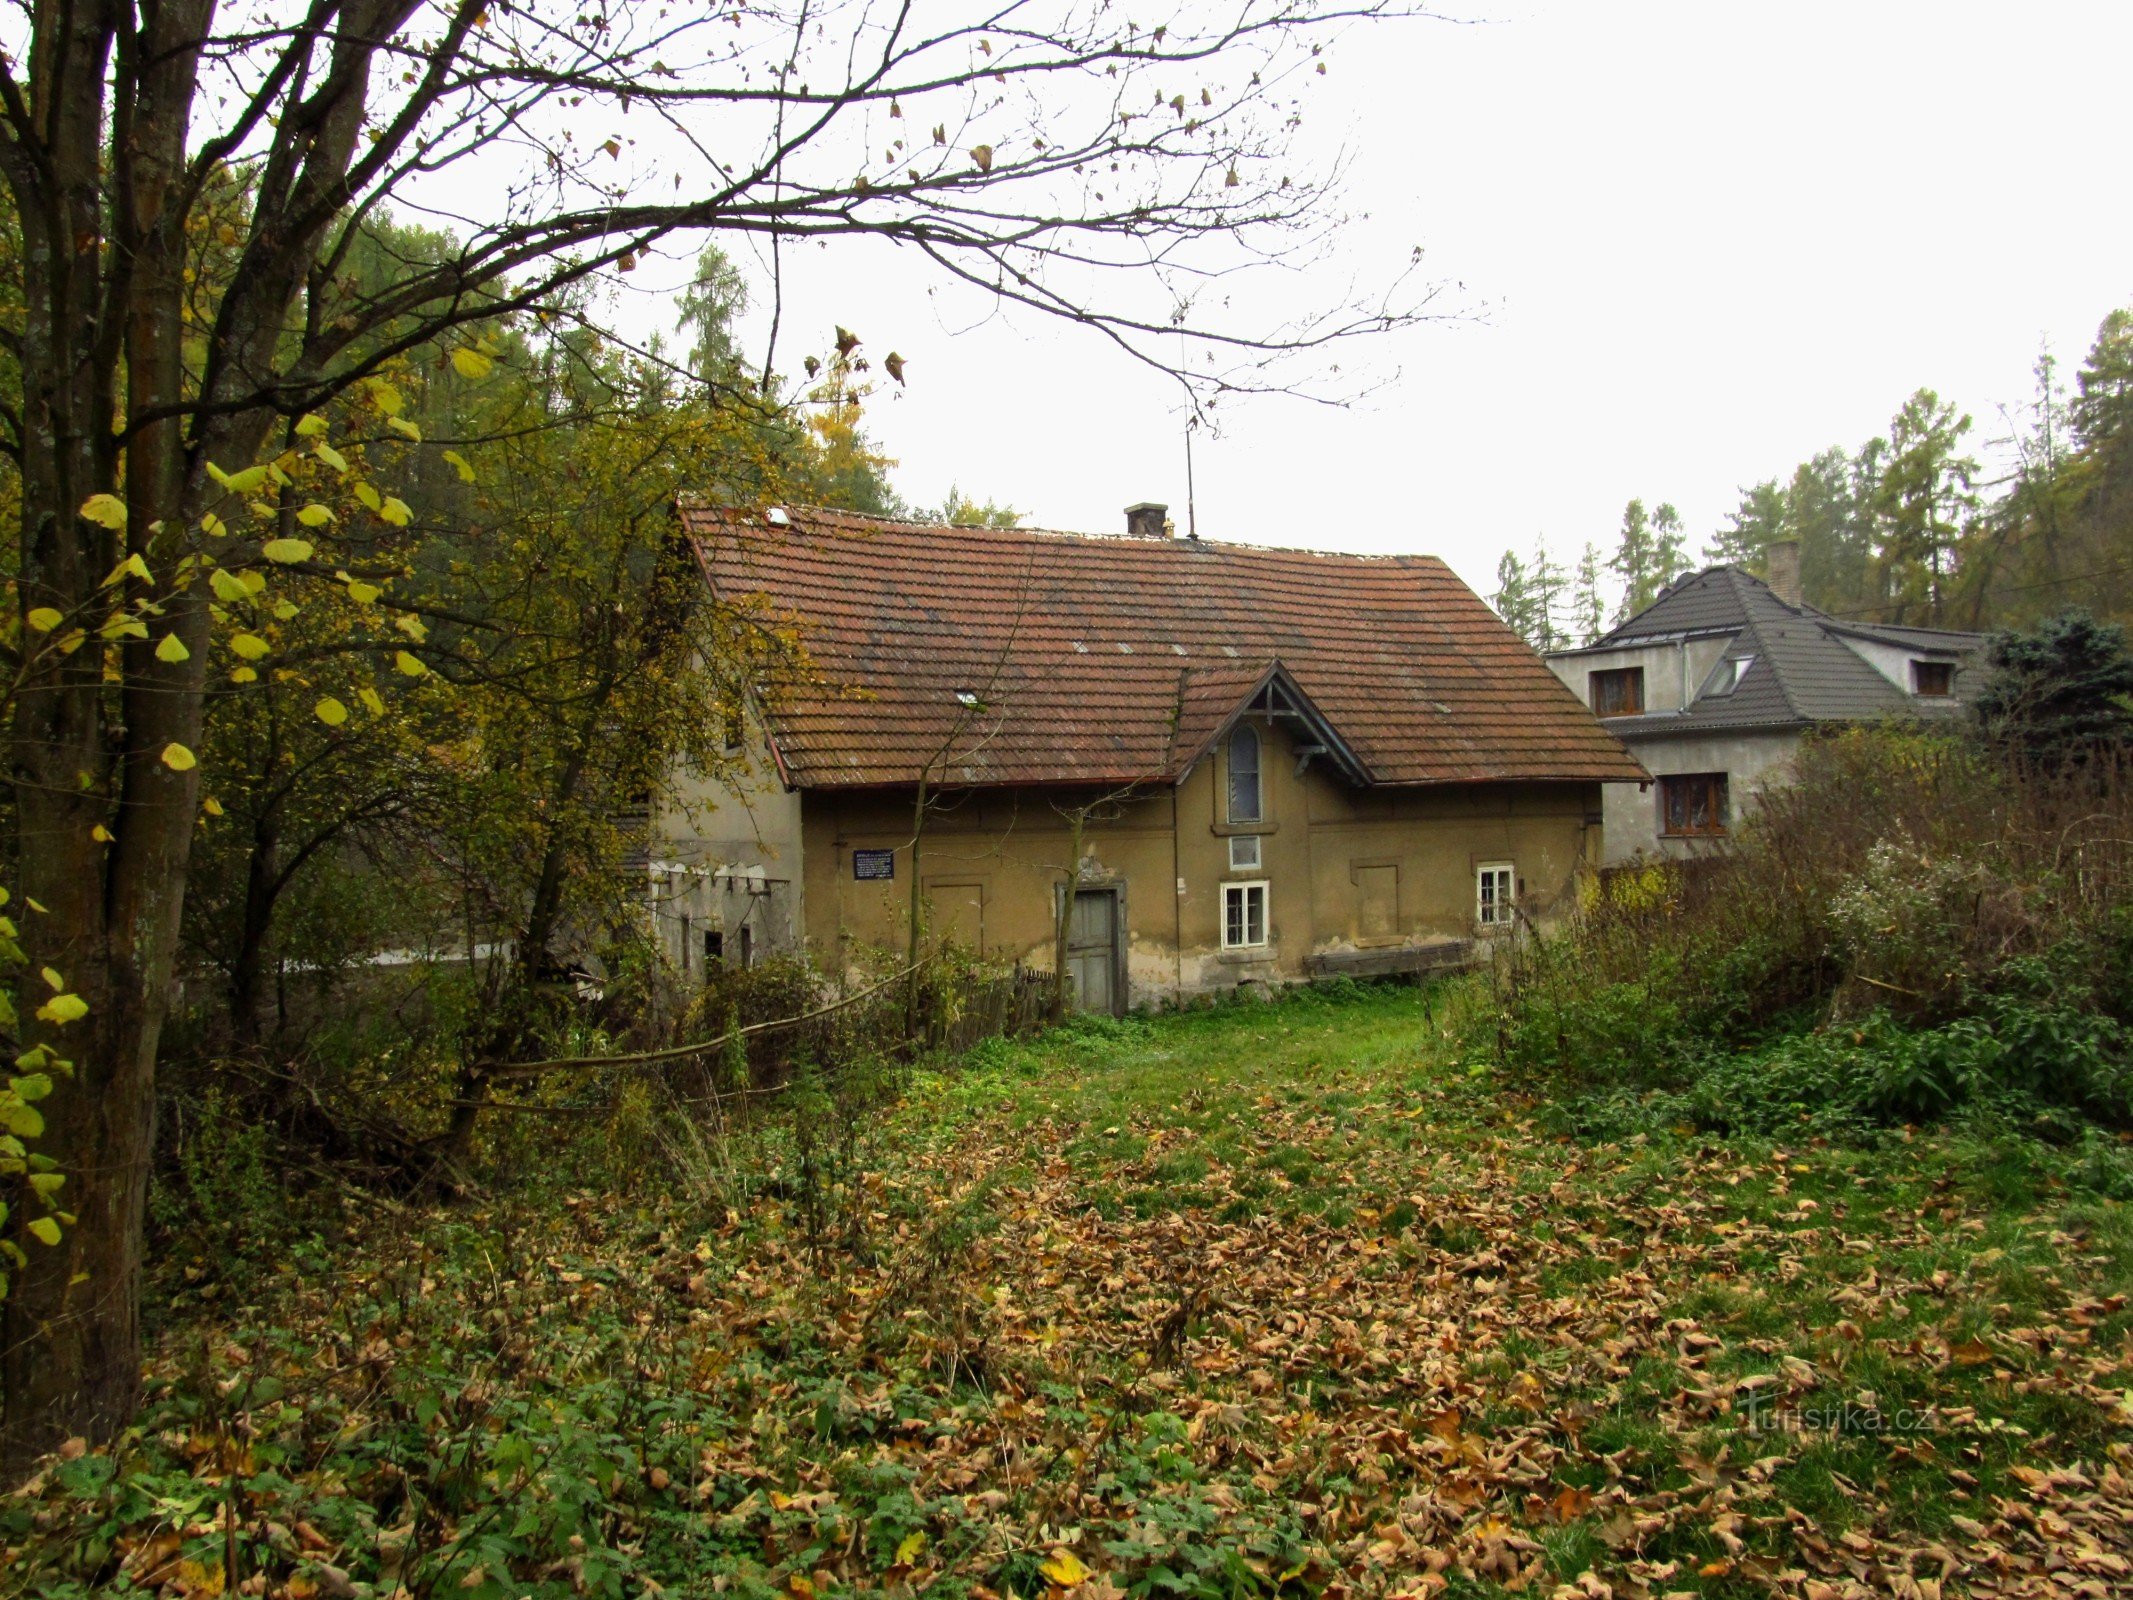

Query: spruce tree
<box><xmin>1573</xmin><ymin>542</ymin><xmax>1606</xmax><ymax>644</ymax></box>
<box><xmin>1711</xmin><ymin>481</ymin><xmax>1788</xmax><ymax>572</ymax></box>
<box><xmin>1609</xmin><ymin>499</ymin><xmax>1656</xmax><ymax>622</ymax></box>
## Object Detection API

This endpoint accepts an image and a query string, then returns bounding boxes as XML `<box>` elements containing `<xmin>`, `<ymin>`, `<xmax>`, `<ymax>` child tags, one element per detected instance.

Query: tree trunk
<box><xmin>4</xmin><ymin>0</ymin><xmax>223</xmax><ymax>1474</ymax></box>
<box><xmin>436</xmin><ymin>727</ymin><xmax>597</xmax><ymax>1178</ymax></box>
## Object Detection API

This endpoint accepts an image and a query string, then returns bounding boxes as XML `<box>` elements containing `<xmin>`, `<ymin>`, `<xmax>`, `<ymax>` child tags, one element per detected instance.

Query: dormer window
<box><xmin>1912</xmin><ymin>661</ymin><xmax>1954</xmax><ymax>697</ymax></box>
<box><xmin>1226</xmin><ymin>724</ymin><xmax>1263</xmax><ymax>823</ymax></box>
<box><xmin>1590</xmin><ymin>667</ymin><xmax>1645</xmax><ymax>718</ymax></box>
<box><xmin>1708</xmin><ymin>656</ymin><xmax>1754</xmax><ymax>697</ymax></box>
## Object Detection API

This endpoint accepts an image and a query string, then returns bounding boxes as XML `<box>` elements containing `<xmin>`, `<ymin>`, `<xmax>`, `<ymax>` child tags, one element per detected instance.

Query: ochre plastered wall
<box><xmin>799</xmin><ymin>712</ymin><xmax>1602</xmax><ymax>1006</ymax></box>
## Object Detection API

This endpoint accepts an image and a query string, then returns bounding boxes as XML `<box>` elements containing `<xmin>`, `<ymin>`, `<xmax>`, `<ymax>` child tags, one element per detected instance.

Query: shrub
<box><xmin>1476</xmin><ymin>722</ymin><xmax>2133</xmax><ymax>1140</ymax></box>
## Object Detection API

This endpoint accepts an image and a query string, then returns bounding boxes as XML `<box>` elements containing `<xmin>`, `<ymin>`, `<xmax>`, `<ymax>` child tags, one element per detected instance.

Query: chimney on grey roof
<box><xmin>1765</xmin><ymin>537</ymin><xmax>1802</xmax><ymax>608</ymax></box>
<box><xmin>1123</xmin><ymin>501</ymin><xmax>1171</xmax><ymax>539</ymax></box>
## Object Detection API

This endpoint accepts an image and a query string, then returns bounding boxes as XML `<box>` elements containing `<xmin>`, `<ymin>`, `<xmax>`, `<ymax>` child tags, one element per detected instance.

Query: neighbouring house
<box><xmin>1545</xmin><ymin>539</ymin><xmax>1986</xmax><ymax>865</ymax></box>
<box><xmin>657</xmin><ymin>500</ymin><xmax>1647</xmax><ymax>1011</ymax></box>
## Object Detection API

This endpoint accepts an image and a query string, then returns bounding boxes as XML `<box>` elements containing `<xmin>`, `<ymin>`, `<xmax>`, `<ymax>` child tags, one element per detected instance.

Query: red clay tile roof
<box><xmin>685</xmin><ymin>504</ymin><xmax>1646</xmax><ymax>790</ymax></box>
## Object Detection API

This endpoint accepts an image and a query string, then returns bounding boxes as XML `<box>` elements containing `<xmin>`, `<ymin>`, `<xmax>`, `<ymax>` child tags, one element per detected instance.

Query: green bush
<box><xmin>1484</xmin><ymin>724</ymin><xmax>2133</xmax><ymax>1147</ymax></box>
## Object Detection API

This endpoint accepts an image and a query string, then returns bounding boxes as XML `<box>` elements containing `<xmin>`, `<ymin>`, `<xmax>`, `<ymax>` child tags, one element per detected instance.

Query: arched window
<box><xmin>1227</xmin><ymin>724</ymin><xmax>1262</xmax><ymax>823</ymax></box>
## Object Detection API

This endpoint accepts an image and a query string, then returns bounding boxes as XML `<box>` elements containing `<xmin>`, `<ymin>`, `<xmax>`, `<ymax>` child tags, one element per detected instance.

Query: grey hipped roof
<box><xmin>1555</xmin><ymin>567</ymin><xmax>1985</xmax><ymax>738</ymax></box>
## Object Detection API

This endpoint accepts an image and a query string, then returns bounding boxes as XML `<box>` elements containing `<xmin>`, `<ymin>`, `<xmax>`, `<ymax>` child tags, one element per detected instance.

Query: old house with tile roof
<box><xmin>1545</xmin><ymin>540</ymin><xmax>1985</xmax><ymax>865</ymax></box>
<box><xmin>655</xmin><ymin>501</ymin><xmax>1647</xmax><ymax>1009</ymax></box>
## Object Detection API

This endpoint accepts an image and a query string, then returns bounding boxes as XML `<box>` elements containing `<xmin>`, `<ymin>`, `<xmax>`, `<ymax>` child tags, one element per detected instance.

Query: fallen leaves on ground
<box><xmin>4</xmin><ymin>998</ymin><xmax>2130</xmax><ymax>1600</ymax></box>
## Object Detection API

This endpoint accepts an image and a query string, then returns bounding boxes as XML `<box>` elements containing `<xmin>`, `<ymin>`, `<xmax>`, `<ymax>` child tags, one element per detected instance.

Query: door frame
<box><xmin>1058</xmin><ymin>880</ymin><xmax>1128</xmax><ymax>1017</ymax></box>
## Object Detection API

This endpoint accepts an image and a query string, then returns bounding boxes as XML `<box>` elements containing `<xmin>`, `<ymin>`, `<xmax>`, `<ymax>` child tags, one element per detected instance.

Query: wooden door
<box><xmin>1066</xmin><ymin>888</ymin><xmax>1120</xmax><ymax>1015</ymax></box>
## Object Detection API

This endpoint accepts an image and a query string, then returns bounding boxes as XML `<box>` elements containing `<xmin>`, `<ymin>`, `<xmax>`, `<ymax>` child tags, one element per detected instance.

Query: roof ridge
<box><xmin>685</xmin><ymin>502</ymin><xmax>1451</xmax><ymax>566</ymax></box>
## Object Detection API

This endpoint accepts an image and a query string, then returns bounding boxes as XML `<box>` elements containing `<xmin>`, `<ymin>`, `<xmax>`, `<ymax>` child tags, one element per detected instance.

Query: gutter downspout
<box><xmin>1172</xmin><ymin>783</ymin><xmax>1184</xmax><ymax>1006</ymax></box>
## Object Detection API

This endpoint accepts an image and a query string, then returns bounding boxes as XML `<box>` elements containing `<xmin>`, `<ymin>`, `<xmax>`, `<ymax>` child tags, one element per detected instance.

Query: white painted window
<box><xmin>1228</xmin><ymin>834</ymin><xmax>1262</xmax><ymax>873</ymax></box>
<box><xmin>1227</xmin><ymin>724</ymin><xmax>1262</xmax><ymax>823</ymax></box>
<box><xmin>1477</xmin><ymin>863</ymin><xmax>1515</xmax><ymax>928</ymax></box>
<box><xmin>1223</xmin><ymin>880</ymin><xmax>1268</xmax><ymax>949</ymax></box>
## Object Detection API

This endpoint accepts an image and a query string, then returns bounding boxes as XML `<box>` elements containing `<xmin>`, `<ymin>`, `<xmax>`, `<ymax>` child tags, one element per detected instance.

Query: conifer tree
<box><xmin>1573</xmin><ymin>542</ymin><xmax>1606</xmax><ymax>644</ymax></box>
<box><xmin>1609</xmin><ymin>499</ymin><xmax>1657</xmax><ymax>622</ymax></box>
<box><xmin>1526</xmin><ymin>537</ymin><xmax>1567</xmax><ymax>651</ymax></box>
<box><xmin>1710</xmin><ymin>481</ymin><xmax>1788</xmax><ymax>572</ymax></box>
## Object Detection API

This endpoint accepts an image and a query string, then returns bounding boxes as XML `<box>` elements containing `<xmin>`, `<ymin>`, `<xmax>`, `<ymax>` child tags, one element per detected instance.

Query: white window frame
<box><xmin>1476</xmin><ymin>862</ymin><xmax>1516</xmax><ymax>928</ymax></box>
<box><xmin>1222</xmin><ymin>879</ymin><xmax>1269</xmax><ymax>950</ymax></box>
<box><xmin>1228</xmin><ymin>834</ymin><xmax>1262</xmax><ymax>873</ymax></box>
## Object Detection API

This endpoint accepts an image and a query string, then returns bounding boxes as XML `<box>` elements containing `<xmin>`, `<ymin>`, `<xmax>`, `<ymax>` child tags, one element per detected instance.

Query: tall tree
<box><xmin>1872</xmin><ymin>388</ymin><xmax>1979</xmax><ymax>624</ymax></box>
<box><xmin>1572</xmin><ymin>541</ymin><xmax>1605</xmax><ymax>645</ymax></box>
<box><xmin>677</xmin><ymin>245</ymin><xmax>752</xmax><ymax>388</ymax></box>
<box><xmin>1651</xmin><ymin>502</ymin><xmax>1688</xmax><ymax>588</ymax></box>
<box><xmin>1710</xmin><ymin>480</ymin><xmax>1788</xmax><ymax>573</ymax></box>
<box><xmin>1609</xmin><ymin>498</ymin><xmax>1656</xmax><ymax>622</ymax></box>
<box><xmin>0</xmin><ymin>0</ymin><xmax>1429</xmax><ymax>1469</ymax></box>
<box><xmin>1526</xmin><ymin>536</ymin><xmax>1567</xmax><ymax>651</ymax></box>
<box><xmin>1492</xmin><ymin>550</ymin><xmax>1537</xmax><ymax>645</ymax></box>
<box><xmin>1955</xmin><ymin>347</ymin><xmax>2079</xmax><ymax>628</ymax></box>
<box><xmin>2071</xmin><ymin>309</ymin><xmax>2133</xmax><ymax>455</ymax></box>
<box><xmin>1786</xmin><ymin>448</ymin><xmax>1871</xmax><ymax>615</ymax></box>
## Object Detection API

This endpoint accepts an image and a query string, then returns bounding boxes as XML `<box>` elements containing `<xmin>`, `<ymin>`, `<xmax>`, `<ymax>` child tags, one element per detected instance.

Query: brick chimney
<box><xmin>1123</xmin><ymin>501</ymin><xmax>1171</xmax><ymax>539</ymax></box>
<box><xmin>1765</xmin><ymin>537</ymin><xmax>1802</xmax><ymax>607</ymax></box>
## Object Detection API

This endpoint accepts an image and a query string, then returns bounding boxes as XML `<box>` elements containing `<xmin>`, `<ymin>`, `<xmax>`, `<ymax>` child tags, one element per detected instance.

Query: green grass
<box><xmin>9</xmin><ymin>978</ymin><xmax>2132</xmax><ymax>1600</ymax></box>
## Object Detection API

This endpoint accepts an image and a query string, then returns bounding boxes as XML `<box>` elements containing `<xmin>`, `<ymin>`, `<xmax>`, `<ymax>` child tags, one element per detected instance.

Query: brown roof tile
<box><xmin>685</xmin><ymin>505</ymin><xmax>1646</xmax><ymax>790</ymax></box>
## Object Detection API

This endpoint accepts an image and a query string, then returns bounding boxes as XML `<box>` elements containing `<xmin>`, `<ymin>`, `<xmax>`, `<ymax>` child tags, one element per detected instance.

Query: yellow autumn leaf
<box><xmin>211</xmin><ymin>463</ymin><xmax>271</xmax><ymax>495</ymax></box>
<box><xmin>201</xmin><ymin>510</ymin><xmax>228</xmax><ymax>537</ymax></box>
<box><xmin>1040</xmin><ymin>1551</ymin><xmax>1091</xmax><ymax>1588</ymax></box>
<box><xmin>354</xmin><ymin>482</ymin><xmax>383</xmax><ymax>513</ymax></box>
<box><xmin>294</xmin><ymin>413</ymin><xmax>328</xmax><ymax>437</ymax></box>
<box><xmin>103</xmin><ymin>552</ymin><xmax>152</xmax><ymax>587</ymax></box>
<box><xmin>161</xmin><ymin>742</ymin><xmax>197</xmax><ymax>770</ymax></box>
<box><xmin>387</xmin><ymin>416</ymin><xmax>422</xmax><ymax>442</ymax></box>
<box><xmin>27</xmin><ymin>1217</ymin><xmax>61</xmax><ymax>1247</ymax></box>
<box><xmin>296</xmin><ymin>504</ymin><xmax>334</xmax><ymax>526</ymax></box>
<box><xmin>35</xmin><ymin>994</ymin><xmax>88</xmax><ymax>1026</ymax></box>
<box><xmin>262</xmin><ymin>538</ymin><xmax>314</xmax><ymax>564</ymax></box>
<box><xmin>451</xmin><ymin>347</ymin><xmax>494</xmax><ymax>380</ymax></box>
<box><xmin>229</xmin><ymin>634</ymin><xmax>270</xmax><ymax>660</ymax></box>
<box><xmin>367</xmin><ymin>377</ymin><xmax>405</xmax><ymax>415</ymax></box>
<box><xmin>314</xmin><ymin>696</ymin><xmax>349</xmax><ymax>726</ymax></box>
<box><xmin>202</xmin><ymin>796</ymin><xmax>225</xmax><ymax>817</ymax></box>
<box><xmin>155</xmin><ymin>633</ymin><xmax>190</xmax><ymax>663</ymax></box>
<box><xmin>394</xmin><ymin>650</ymin><xmax>427</xmax><ymax>677</ymax></box>
<box><xmin>27</xmin><ymin>607</ymin><xmax>63</xmax><ymax>632</ymax></box>
<box><xmin>78</xmin><ymin>492</ymin><xmax>128</xmax><ymax>529</ymax></box>
<box><xmin>359</xmin><ymin>687</ymin><xmax>386</xmax><ymax>717</ymax></box>
<box><xmin>442</xmin><ymin>449</ymin><xmax>476</xmax><ymax>483</ymax></box>
<box><xmin>92</xmin><ymin>824</ymin><xmax>112</xmax><ymax>843</ymax></box>
<box><xmin>396</xmin><ymin>614</ymin><xmax>430</xmax><ymax>642</ymax></box>
<box><xmin>230</xmin><ymin>665</ymin><xmax>258</xmax><ymax>684</ymax></box>
<box><xmin>379</xmin><ymin>496</ymin><xmax>411</xmax><ymax>527</ymax></box>
<box><xmin>346</xmin><ymin>581</ymin><xmax>382</xmax><ymax>605</ymax></box>
<box><xmin>895</xmin><ymin>1531</ymin><xmax>927</xmax><ymax>1566</ymax></box>
<box><xmin>210</xmin><ymin>569</ymin><xmax>250</xmax><ymax>602</ymax></box>
<box><xmin>314</xmin><ymin>442</ymin><xmax>350</xmax><ymax>473</ymax></box>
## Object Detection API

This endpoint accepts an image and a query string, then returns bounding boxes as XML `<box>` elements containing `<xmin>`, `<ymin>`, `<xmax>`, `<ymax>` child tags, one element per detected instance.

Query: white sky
<box><xmin>732</xmin><ymin>2</ymin><xmax>2133</xmax><ymax>597</ymax></box>
<box><xmin>572</xmin><ymin>2</ymin><xmax>2133</xmax><ymax>601</ymax></box>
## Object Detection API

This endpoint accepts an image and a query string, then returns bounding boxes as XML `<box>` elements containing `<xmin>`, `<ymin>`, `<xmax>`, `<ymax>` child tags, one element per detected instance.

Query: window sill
<box><xmin>1218</xmin><ymin>945</ymin><xmax>1275</xmax><ymax>964</ymax></box>
<box><xmin>1211</xmin><ymin>821</ymin><xmax>1276</xmax><ymax>838</ymax></box>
